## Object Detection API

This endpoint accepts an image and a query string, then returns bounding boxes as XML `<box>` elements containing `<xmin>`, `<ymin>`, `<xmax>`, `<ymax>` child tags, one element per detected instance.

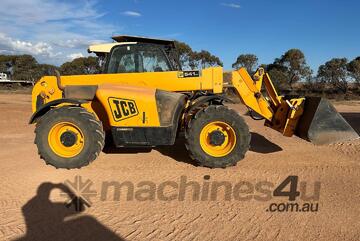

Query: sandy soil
<box><xmin>0</xmin><ymin>94</ymin><xmax>359</xmax><ymax>241</ymax></box>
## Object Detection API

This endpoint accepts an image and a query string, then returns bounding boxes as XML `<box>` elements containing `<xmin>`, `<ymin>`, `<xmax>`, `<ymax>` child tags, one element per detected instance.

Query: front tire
<box><xmin>35</xmin><ymin>106</ymin><xmax>105</xmax><ymax>169</ymax></box>
<box><xmin>185</xmin><ymin>105</ymin><xmax>250</xmax><ymax>168</ymax></box>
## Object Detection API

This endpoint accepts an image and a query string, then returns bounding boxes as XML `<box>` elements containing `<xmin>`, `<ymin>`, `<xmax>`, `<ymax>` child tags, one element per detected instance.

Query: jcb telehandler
<box><xmin>30</xmin><ymin>35</ymin><xmax>359</xmax><ymax>169</ymax></box>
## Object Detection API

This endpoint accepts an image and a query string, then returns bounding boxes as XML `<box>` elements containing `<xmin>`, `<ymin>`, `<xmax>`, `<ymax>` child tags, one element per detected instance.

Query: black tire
<box><xmin>35</xmin><ymin>106</ymin><xmax>105</xmax><ymax>169</ymax></box>
<box><xmin>185</xmin><ymin>105</ymin><xmax>250</xmax><ymax>168</ymax></box>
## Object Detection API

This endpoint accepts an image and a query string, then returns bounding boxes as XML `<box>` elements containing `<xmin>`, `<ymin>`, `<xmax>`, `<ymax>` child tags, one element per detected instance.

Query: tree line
<box><xmin>0</xmin><ymin>55</ymin><xmax>99</xmax><ymax>82</ymax></box>
<box><xmin>0</xmin><ymin>42</ymin><xmax>359</xmax><ymax>95</ymax></box>
<box><xmin>231</xmin><ymin>50</ymin><xmax>360</xmax><ymax>94</ymax></box>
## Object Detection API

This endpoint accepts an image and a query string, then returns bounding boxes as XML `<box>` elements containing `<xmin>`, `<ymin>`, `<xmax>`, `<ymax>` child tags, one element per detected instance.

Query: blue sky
<box><xmin>0</xmin><ymin>0</ymin><xmax>359</xmax><ymax>72</ymax></box>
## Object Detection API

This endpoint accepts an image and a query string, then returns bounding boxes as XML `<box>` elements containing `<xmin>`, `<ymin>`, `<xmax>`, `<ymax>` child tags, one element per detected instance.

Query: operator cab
<box><xmin>88</xmin><ymin>35</ymin><xmax>181</xmax><ymax>73</ymax></box>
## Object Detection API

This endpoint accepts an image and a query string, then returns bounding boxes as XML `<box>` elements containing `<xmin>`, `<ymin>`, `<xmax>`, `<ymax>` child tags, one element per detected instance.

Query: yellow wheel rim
<box><xmin>48</xmin><ymin>122</ymin><xmax>84</xmax><ymax>158</ymax></box>
<box><xmin>199</xmin><ymin>121</ymin><xmax>237</xmax><ymax>157</ymax></box>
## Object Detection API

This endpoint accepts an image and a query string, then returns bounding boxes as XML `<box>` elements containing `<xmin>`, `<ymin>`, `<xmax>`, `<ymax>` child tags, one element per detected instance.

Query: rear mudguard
<box><xmin>29</xmin><ymin>99</ymin><xmax>87</xmax><ymax>124</ymax></box>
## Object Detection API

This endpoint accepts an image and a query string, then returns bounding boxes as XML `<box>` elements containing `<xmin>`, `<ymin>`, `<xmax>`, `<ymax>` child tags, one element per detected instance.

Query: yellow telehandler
<box><xmin>30</xmin><ymin>35</ymin><xmax>359</xmax><ymax>169</ymax></box>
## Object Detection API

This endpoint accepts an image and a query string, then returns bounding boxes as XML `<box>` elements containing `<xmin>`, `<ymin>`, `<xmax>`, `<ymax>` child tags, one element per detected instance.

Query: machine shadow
<box><xmin>103</xmin><ymin>146</ymin><xmax>153</xmax><ymax>154</ymax></box>
<box><xmin>13</xmin><ymin>183</ymin><xmax>125</xmax><ymax>241</ymax></box>
<box><xmin>249</xmin><ymin>132</ymin><xmax>283</xmax><ymax>154</ymax></box>
<box><xmin>156</xmin><ymin>138</ymin><xmax>199</xmax><ymax>166</ymax></box>
<box><xmin>340</xmin><ymin>112</ymin><xmax>360</xmax><ymax>134</ymax></box>
<box><xmin>103</xmin><ymin>133</ymin><xmax>283</xmax><ymax>165</ymax></box>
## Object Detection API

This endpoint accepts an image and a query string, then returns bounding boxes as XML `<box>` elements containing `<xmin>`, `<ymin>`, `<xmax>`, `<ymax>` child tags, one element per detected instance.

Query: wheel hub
<box><xmin>60</xmin><ymin>131</ymin><xmax>77</xmax><ymax>147</ymax></box>
<box><xmin>48</xmin><ymin>122</ymin><xmax>85</xmax><ymax>158</ymax></box>
<box><xmin>209</xmin><ymin>130</ymin><xmax>226</xmax><ymax>146</ymax></box>
<box><xmin>199</xmin><ymin>121</ymin><xmax>237</xmax><ymax>157</ymax></box>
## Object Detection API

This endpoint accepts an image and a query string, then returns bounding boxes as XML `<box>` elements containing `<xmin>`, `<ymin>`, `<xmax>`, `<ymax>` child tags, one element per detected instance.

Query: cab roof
<box><xmin>88</xmin><ymin>42</ymin><xmax>136</xmax><ymax>54</ymax></box>
<box><xmin>88</xmin><ymin>35</ymin><xmax>177</xmax><ymax>56</ymax></box>
<box><xmin>112</xmin><ymin>35</ymin><xmax>176</xmax><ymax>48</ymax></box>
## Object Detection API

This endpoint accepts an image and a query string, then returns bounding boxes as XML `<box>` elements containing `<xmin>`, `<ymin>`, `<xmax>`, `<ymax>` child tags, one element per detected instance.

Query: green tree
<box><xmin>267</xmin><ymin>49</ymin><xmax>312</xmax><ymax>89</ymax></box>
<box><xmin>232</xmin><ymin>54</ymin><xmax>258</xmax><ymax>73</ymax></box>
<box><xmin>0</xmin><ymin>55</ymin><xmax>15</xmax><ymax>77</ymax></box>
<box><xmin>192</xmin><ymin>50</ymin><xmax>223</xmax><ymax>69</ymax></box>
<box><xmin>266</xmin><ymin>66</ymin><xmax>289</xmax><ymax>90</ymax></box>
<box><xmin>33</xmin><ymin>64</ymin><xmax>58</xmax><ymax>82</ymax></box>
<box><xmin>317</xmin><ymin>58</ymin><xmax>349</xmax><ymax>93</ymax></box>
<box><xmin>60</xmin><ymin>56</ymin><xmax>99</xmax><ymax>75</ymax></box>
<box><xmin>174</xmin><ymin>41</ymin><xmax>194</xmax><ymax>69</ymax></box>
<box><xmin>13</xmin><ymin>55</ymin><xmax>38</xmax><ymax>80</ymax></box>
<box><xmin>347</xmin><ymin>57</ymin><xmax>360</xmax><ymax>85</ymax></box>
<box><xmin>0</xmin><ymin>54</ymin><xmax>57</xmax><ymax>82</ymax></box>
<box><xmin>174</xmin><ymin>41</ymin><xmax>222</xmax><ymax>70</ymax></box>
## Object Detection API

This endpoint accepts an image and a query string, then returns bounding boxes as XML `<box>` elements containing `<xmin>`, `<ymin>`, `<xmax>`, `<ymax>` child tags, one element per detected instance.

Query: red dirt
<box><xmin>0</xmin><ymin>94</ymin><xmax>359</xmax><ymax>241</ymax></box>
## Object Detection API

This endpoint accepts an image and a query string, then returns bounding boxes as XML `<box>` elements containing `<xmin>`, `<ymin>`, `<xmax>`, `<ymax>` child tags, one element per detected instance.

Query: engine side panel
<box><xmin>96</xmin><ymin>84</ymin><xmax>186</xmax><ymax>146</ymax></box>
<box><xmin>96</xmin><ymin>84</ymin><xmax>161</xmax><ymax>127</ymax></box>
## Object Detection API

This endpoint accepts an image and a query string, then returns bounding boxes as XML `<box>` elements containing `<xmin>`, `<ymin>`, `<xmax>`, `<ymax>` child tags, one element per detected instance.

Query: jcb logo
<box><xmin>108</xmin><ymin>97</ymin><xmax>138</xmax><ymax>121</ymax></box>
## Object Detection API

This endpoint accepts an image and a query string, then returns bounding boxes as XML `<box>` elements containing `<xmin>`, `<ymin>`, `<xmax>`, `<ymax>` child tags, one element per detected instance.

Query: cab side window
<box><xmin>118</xmin><ymin>54</ymin><xmax>136</xmax><ymax>73</ymax></box>
<box><xmin>139</xmin><ymin>48</ymin><xmax>171</xmax><ymax>72</ymax></box>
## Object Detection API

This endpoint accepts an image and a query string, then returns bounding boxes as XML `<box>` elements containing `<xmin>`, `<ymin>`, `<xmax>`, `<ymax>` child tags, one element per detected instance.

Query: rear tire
<box><xmin>185</xmin><ymin>105</ymin><xmax>250</xmax><ymax>168</ymax></box>
<box><xmin>35</xmin><ymin>106</ymin><xmax>105</xmax><ymax>169</ymax></box>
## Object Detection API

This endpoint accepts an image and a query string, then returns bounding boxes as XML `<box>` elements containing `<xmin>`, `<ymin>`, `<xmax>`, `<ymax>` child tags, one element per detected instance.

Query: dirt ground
<box><xmin>0</xmin><ymin>93</ymin><xmax>359</xmax><ymax>241</ymax></box>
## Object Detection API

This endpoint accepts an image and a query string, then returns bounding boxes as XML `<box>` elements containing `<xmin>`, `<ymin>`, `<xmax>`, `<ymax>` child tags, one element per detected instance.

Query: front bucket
<box><xmin>295</xmin><ymin>97</ymin><xmax>359</xmax><ymax>145</ymax></box>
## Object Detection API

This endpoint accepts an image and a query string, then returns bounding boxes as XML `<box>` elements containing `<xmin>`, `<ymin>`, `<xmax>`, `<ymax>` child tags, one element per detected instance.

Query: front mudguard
<box><xmin>187</xmin><ymin>94</ymin><xmax>235</xmax><ymax>114</ymax></box>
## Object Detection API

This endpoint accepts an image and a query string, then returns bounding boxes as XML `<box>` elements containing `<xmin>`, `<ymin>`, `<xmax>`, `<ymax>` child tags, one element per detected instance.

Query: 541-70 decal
<box><xmin>177</xmin><ymin>70</ymin><xmax>200</xmax><ymax>78</ymax></box>
<box><xmin>108</xmin><ymin>97</ymin><xmax>139</xmax><ymax>122</ymax></box>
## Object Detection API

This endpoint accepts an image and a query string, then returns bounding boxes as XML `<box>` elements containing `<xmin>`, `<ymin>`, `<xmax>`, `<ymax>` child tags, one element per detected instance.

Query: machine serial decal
<box><xmin>177</xmin><ymin>70</ymin><xmax>201</xmax><ymax>78</ymax></box>
<box><xmin>108</xmin><ymin>97</ymin><xmax>139</xmax><ymax>122</ymax></box>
